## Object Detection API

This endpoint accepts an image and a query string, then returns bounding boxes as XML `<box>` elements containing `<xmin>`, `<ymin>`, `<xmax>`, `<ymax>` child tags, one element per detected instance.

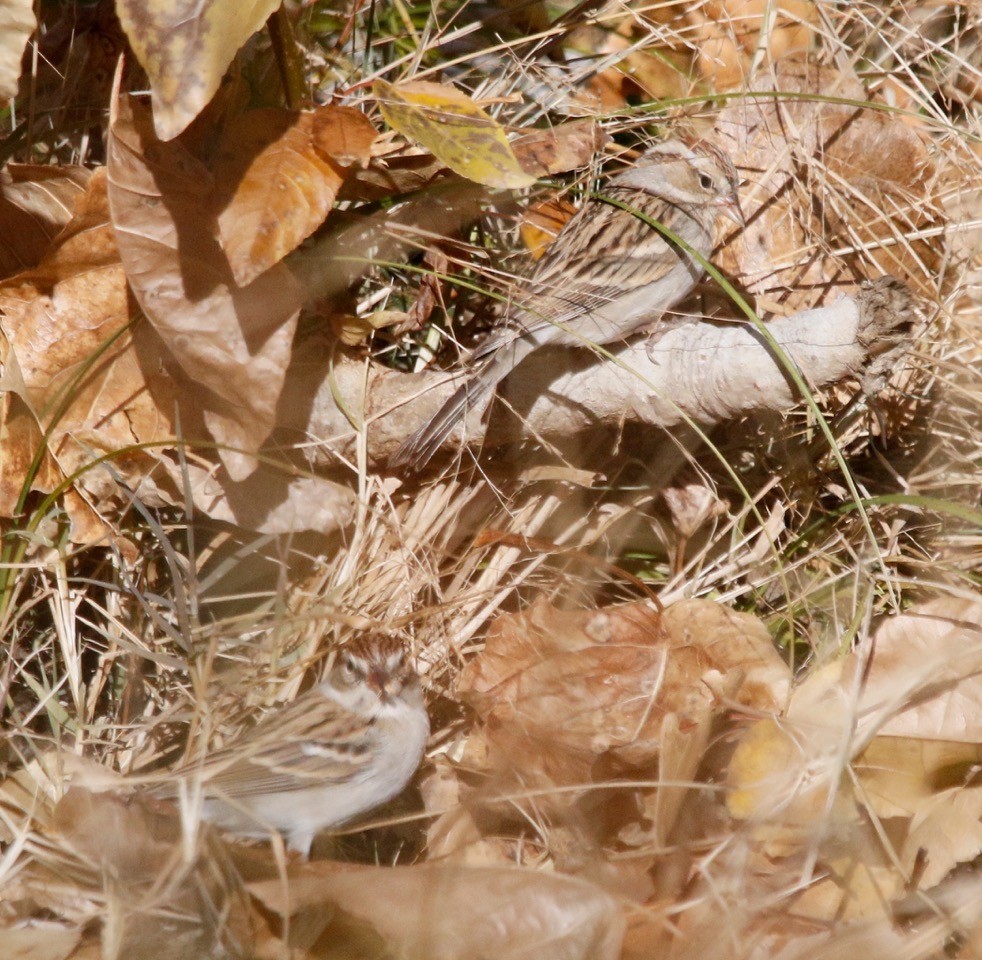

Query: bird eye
<box><xmin>699</xmin><ymin>173</ymin><xmax>714</xmax><ymax>189</ymax></box>
<box><xmin>340</xmin><ymin>655</ymin><xmax>358</xmax><ymax>680</ymax></box>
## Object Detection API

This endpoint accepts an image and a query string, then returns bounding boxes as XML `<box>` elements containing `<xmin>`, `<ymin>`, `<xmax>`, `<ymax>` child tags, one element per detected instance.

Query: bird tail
<box><xmin>391</xmin><ymin>362</ymin><xmax>502</xmax><ymax>470</ymax></box>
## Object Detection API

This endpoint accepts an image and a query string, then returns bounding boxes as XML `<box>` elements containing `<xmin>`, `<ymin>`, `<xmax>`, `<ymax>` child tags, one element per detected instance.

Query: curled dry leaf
<box><xmin>661</xmin><ymin>477</ymin><xmax>729</xmax><ymax>541</ymax></box>
<box><xmin>338</xmin><ymin>151</ymin><xmax>452</xmax><ymax>203</ymax></box>
<box><xmin>214</xmin><ymin>106</ymin><xmax>379</xmax><ymax>286</ymax></box>
<box><xmin>0</xmin><ymin>164</ymin><xmax>91</xmax><ymax>280</ymax></box>
<box><xmin>116</xmin><ymin>0</ymin><xmax>280</xmax><ymax>140</ymax></box>
<box><xmin>330</xmin><ymin>310</ymin><xmax>408</xmax><ymax>347</ymax></box>
<box><xmin>458</xmin><ymin>598</ymin><xmax>789</xmax><ymax>793</ymax></box>
<box><xmin>375</xmin><ymin>78</ymin><xmax>536</xmax><ymax>190</ymax></box>
<box><xmin>728</xmin><ymin>597</ymin><xmax>982</xmax><ymax>891</ymax></box>
<box><xmin>107</xmin><ymin>94</ymin><xmax>303</xmax><ymax>481</ymax></box>
<box><xmin>249</xmin><ymin>861</ymin><xmax>624</xmax><ymax>960</ymax></box>
<box><xmin>715</xmin><ymin>55</ymin><xmax>943</xmax><ymax>310</ymax></box>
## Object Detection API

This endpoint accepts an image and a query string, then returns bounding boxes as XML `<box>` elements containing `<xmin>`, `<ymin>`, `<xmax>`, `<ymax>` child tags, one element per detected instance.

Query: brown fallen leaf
<box><xmin>728</xmin><ymin>597</ymin><xmax>982</xmax><ymax>906</ymax></box>
<box><xmin>519</xmin><ymin>197</ymin><xmax>577</xmax><ymax>261</ymax></box>
<box><xmin>107</xmin><ymin>93</ymin><xmax>303</xmax><ymax>481</ymax></box>
<box><xmin>179</xmin><ymin>459</ymin><xmax>357</xmax><ymax>535</ymax></box>
<box><xmin>458</xmin><ymin>598</ymin><xmax>789</xmax><ymax>793</ymax></box>
<box><xmin>214</xmin><ymin>106</ymin><xmax>379</xmax><ymax>286</ymax></box>
<box><xmin>715</xmin><ymin>55</ymin><xmax>942</xmax><ymax>309</ymax></box>
<box><xmin>852</xmin><ymin>596</ymin><xmax>982</xmax><ymax>742</ymax></box>
<box><xmin>512</xmin><ymin>121</ymin><xmax>609</xmax><ymax>178</ymax></box>
<box><xmin>687</xmin><ymin>0</ymin><xmax>816</xmax><ymax>89</ymax></box>
<box><xmin>0</xmin><ymin>168</ymin><xmax>182</xmax><ymax>542</ymax></box>
<box><xmin>249</xmin><ymin>860</ymin><xmax>625</xmax><ymax>960</ymax></box>
<box><xmin>52</xmin><ymin>787</ymin><xmax>254</xmax><ymax>960</ymax></box>
<box><xmin>0</xmin><ymin>164</ymin><xmax>354</xmax><ymax>539</ymax></box>
<box><xmin>338</xmin><ymin>151</ymin><xmax>453</xmax><ymax>203</ymax></box>
<box><xmin>0</xmin><ymin>164</ymin><xmax>91</xmax><ymax>280</ymax></box>
<box><xmin>116</xmin><ymin>0</ymin><xmax>280</xmax><ymax>140</ymax></box>
<box><xmin>0</xmin><ymin>925</ymin><xmax>81</xmax><ymax>960</ymax></box>
<box><xmin>566</xmin><ymin>24</ymin><xmax>689</xmax><ymax>108</ymax></box>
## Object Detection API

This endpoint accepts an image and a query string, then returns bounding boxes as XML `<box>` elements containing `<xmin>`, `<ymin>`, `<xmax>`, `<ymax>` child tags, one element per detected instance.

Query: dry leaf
<box><xmin>0</xmin><ymin>168</ymin><xmax>181</xmax><ymax>541</ymax></box>
<box><xmin>52</xmin><ymin>788</ymin><xmax>253</xmax><ymax>959</ymax></box>
<box><xmin>330</xmin><ymin>311</ymin><xmax>397</xmax><ymax>347</ymax></box>
<box><xmin>726</xmin><ymin>715</ymin><xmax>840</xmax><ymax>827</ymax></box>
<box><xmin>0</xmin><ymin>925</ymin><xmax>81</xmax><ymax>960</ymax></box>
<box><xmin>715</xmin><ymin>56</ymin><xmax>942</xmax><ymax>309</ymax></box>
<box><xmin>853</xmin><ymin>597</ymin><xmax>982</xmax><ymax>741</ymax></box>
<box><xmin>0</xmin><ymin>147</ymin><xmax>349</xmax><ymax>538</ymax></box>
<box><xmin>901</xmin><ymin>786</ymin><xmax>982</xmax><ymax>889</ymax></box>
<box><xmin>728</xmin><ymin>596</ymin><xmax>982</xmax><ymax>890</ymax></box>
<box><xmin>459</xmin><ymin>599</ymin><xmax>789</xmax><ymax>791</ymax></box>
<box><xmin>519</xmin><ymin>197</ymin><xmax>576</xmax><ymax>260</ymax></box>
<box><xmin>214</xmin><ymin>106</ymin><xmax>378</xmax><ymax>285</ymax></box>
<box><xmin>116</xmin><ymin>0</ymin><xmax>280</xmax><ymax>140</ymax></box>
<box><xmin>249</xmin><ymin>861</ymin><xmax>625</xmax><ymax>960</ymax></box>
<box><xmin>566</xmin><ymin>25</ymin><xmax>689</xmax><ymax>107</ymax></box>
<box><xmin>661</xmin><ymin>478</ymin><xmax>728</xmax><ymax>540</ymax></box>
<box><xmin>854</xmin><ymin>737</ymin><xmax>982</xmax><ymax>820</ymax></box>
<box><xmin>0</xmin><ymin>295</ymin><xmax>350</xmax><ymax>540</ymax></box>
<box><xmin>620</xmin><ymin>45</ymin><xmax>692</xmax><ymax>103</ymax></box>
<box><xmin>180</xmin><ymin>460</ymin><xmax>357</xmax><ymax>535</ymax></box>
<box><xmin>0</xmin><ymin>164</ymin><xmax>91</xmax><ymax>280</ymax></box>
<box><xmin>853</xmin><ymin>739</ymin><xmax>982</xmax><ymax>890</ymax></box>
<box><xmin>564</xmin><ymin>27</ymin><xmax>634</xmax><ymax>113</ymax></box>
<box><xmin>419</xmin><ymin>761</ymin><xmax>511</xmax><ymax>867</ymax></box>
<box><xmin>107</xmin><ymin>93</ymin><xmax>302</xmax><ymax>481</ymax></box>
<box><xmin>338</xmin><ymin>152</ymin><xmax>451</xmax><ymax>202</ymax></box>
<box><xmin>511</xmin><ymin>121</ymin><xmax>609</xmax><ymax>178</ymax></box>
<box><xmin>0</xmin><ymin>0</ymin><xmax>35</xmax><ymax>99</ymax></box>
<box><xmin>374</xmin><ymin>78</ymin><xmax>536</xmax><ymax>190</ymax></box>
<box><xmin>628</xmin><ymin>711</ymin><xmax>716</xmax><ymax>849</ymax></box>
<box><xmin>687</xmin><ymin>0</ymin><xmax>816</xmax><ymax>89</ymax></box>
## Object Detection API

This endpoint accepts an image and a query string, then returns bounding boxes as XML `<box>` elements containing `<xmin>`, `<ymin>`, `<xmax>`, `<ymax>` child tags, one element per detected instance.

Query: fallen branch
<box><xmin>285</xmin><ymin>277</ymin><xmax>917</xmax><ymax>471</ymax></box>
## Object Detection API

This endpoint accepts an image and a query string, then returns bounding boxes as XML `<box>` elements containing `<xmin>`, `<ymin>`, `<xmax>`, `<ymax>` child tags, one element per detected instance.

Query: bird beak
<box><xmin>368</xmin><ymin>667</ymin><xmax>390</xmax><ymax>702</ymax></box>
<box><xmin>716</xmin><ymin>195</ymin><xmax>746</xmax><ymax>229</ymax></box>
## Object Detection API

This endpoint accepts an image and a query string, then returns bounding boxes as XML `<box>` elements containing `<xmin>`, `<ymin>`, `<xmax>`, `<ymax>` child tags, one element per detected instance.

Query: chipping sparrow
<box><xmin>161</xmin><ymin>635</ymin><xmax>429</xmax><ymax>857</ymax></box>
<box><xmin>392</xmin><ymin>139</ymin><xmax>743</xmax><ymax>468</ymax></box>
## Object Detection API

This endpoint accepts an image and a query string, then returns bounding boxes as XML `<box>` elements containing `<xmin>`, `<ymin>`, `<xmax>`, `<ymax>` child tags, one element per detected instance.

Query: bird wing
<box><xmin>178</xmin><ymin>693</ymin><xmax>377</xmax><ymax>800</ymax></box>
<box><xmin>476</xmin><ymin>189</ymin><xmax>690</xmax><ymax>356</ymax></box>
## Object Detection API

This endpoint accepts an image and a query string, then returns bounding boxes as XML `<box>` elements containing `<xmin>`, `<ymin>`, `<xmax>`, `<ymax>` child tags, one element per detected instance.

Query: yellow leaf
<box><xmin>374</xmin><ymin>78</ymin><xmax>536</xmax><ymax>190</ymax></box>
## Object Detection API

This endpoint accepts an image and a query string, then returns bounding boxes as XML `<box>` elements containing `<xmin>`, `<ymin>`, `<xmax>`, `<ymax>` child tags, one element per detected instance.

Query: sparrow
<box><xmin>392</xmin><ymin>139</ymin><xmax>743</xmax><ymax>468</ymax></box>
<box><xmin>157</xmin><ymin>635</ymin><xmax>429</xmax><ymax>857</ymax></box>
